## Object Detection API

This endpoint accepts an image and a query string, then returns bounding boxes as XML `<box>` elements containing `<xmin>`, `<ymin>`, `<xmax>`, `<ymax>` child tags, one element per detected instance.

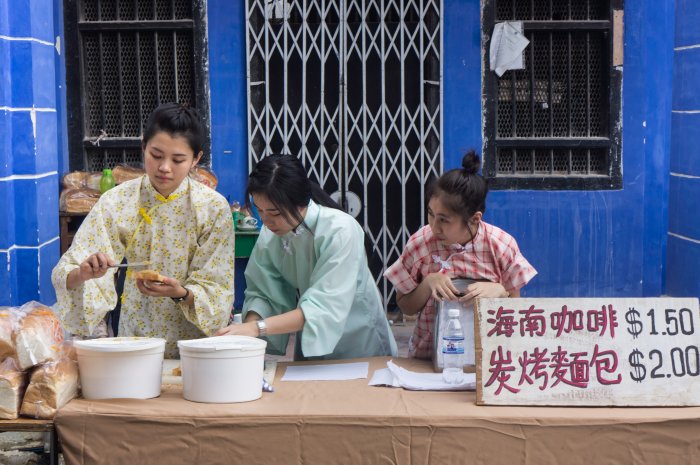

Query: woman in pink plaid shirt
<box><xmin>384</xmin><ymin>151</ymin><xmax>537</xmax><ymax>359</ymax></box>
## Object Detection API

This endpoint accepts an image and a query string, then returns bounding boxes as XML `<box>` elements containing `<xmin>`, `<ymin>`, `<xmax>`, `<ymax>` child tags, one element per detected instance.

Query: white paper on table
<box><xmin>369</xmin><ymin>368</ymin><xmax>401</xmax><ymax>387</ymax></box>
<box><xmin>369</xmin><ymin>360</ymin><xmax>476</xmax><ymax>391</ymax></box>
<box><xmin>281</xmin><ymin>362</ymin><xmax>369</xmax><ymax>381</ymax></box>
<box><xmin>490</xmin><ymin>21</ymin><xmax>530</xmax><ymax>76</ymax></box>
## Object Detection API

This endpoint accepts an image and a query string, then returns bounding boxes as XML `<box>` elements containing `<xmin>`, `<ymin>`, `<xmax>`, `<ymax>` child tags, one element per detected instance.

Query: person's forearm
<box><xmin>244</xmin><ymin>308</ymin><xmax>306</xmax><ymax>336</ymax></box>
<box><xmin>174</xmin><ymin>285</ymin><xmax>195</xmax><ymax>308</ymax></box>
<box><xmin>396</xmin><ymin>281</ymin><xmax>434</xmax><ymax>315</ymax></box>
<box><xmin>65</xmin><ymin>268</ymin><xmax>84</xmax><ymax>290</ymax></box>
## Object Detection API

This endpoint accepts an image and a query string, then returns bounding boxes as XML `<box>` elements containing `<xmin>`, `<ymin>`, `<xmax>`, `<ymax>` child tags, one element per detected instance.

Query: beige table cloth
<box><xmin>55</xmin><ymin>357</ymin><xmax>700</xmax><ymax>465</ymax></box>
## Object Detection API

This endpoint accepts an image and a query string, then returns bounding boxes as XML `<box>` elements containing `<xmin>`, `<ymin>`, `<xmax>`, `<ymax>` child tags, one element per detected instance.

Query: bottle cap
<box><xmin>103</xmin><ymin>168</ymin><xmax>112</xmax><ymax>175</ymax></box>
<box><xmin>448</xmin><ymin>308</ymin><xmax>460</xmax><ymax>317</ymax></box>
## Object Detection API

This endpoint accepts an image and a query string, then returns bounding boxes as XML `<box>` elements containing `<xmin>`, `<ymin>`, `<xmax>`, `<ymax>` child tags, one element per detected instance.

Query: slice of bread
<box><xmin>131</xmin><ymin>269</ymin><xmax>165</xmax><ymax>282</ymax></box>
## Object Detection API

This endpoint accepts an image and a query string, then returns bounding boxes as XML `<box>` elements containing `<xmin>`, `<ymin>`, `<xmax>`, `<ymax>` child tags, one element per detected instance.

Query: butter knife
<box><xmin>108</xmin><ymin>262</ymin><xmax>151</xmax><ymax>268</ymax></box>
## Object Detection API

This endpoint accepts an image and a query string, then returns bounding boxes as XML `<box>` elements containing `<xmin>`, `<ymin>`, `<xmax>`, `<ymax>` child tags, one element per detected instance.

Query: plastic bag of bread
<box><xmin>0</xmin><ymin>308</ymin><xmax>19</xmax><ymax>359</ymax></box>
<box><xmin>85</xmin><ymin>172</ymin><xmax>103</xmax><ymax>191</ymax></box>
<box><xmin>190</xmin><ymin>166</ymin><xmax>218</xmax><ymax>189</ymax></box>
<box><xmin>20</xmin><ymin>356</ymin><xmax>79</xmax><ymax>419</ymax></box>
<box><xmin>0</xmin><ymin>358</ymin><xmax>28</xmax><ymax>420</ymax></box>
<box><xmin>13</xmin><ymin>303</ymin><xmax>64</xmax><ymax>370</ymax></box>
<box><xmin>61</xmin><ymin>171</ymin><xmax>88</xmax><ymax>189</ymax></box>
<box><xmin>59</xmin><ymin>188</ymin><xmax>101</xmax><ymax>213</ymax></box>
<box><xmin>112</xmin><ymin>164</ymin><xmax>145</xmax><ymax>184</ymax></box>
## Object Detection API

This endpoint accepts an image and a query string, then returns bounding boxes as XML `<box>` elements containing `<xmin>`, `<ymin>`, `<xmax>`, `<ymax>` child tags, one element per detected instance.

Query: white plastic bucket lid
<box><xmin>74</xmin><ymin>337</ymin><xmax>166</xmax><ymax>353</ymax></box>
<box><xmin>177</xmin><ymin>335</ymin><xmax>266</xmax><ymax>353</ymax></box>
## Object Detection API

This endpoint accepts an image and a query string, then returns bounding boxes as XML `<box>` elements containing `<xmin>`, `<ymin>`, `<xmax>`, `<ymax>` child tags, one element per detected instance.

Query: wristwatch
<box><xmin>255</xmin><ymin>319</ymin><xmax>268</xmax><ymax>338</ymax></box>
<box><xmin>171</xmin><ymin>287</ymin><xmax>189</xmax><ymax>303</ymax></box>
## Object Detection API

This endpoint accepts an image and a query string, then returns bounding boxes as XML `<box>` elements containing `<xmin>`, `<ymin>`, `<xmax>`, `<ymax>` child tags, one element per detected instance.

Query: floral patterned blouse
<box><xmin>52</xmin><ymin>175</ymin><xmax>235</xmax><ymax>358</ymax></box>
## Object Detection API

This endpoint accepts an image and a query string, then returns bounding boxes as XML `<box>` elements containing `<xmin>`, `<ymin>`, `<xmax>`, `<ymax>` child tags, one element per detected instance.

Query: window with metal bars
<box><xmin>483</xmin><ymin>0</ymin><xmax>623</xmax><ymax>190</ymax></box>
<box><xmin>63</xmin><ymin>0</ymin><xmax>210</xmax><ymax>171</ymax></box>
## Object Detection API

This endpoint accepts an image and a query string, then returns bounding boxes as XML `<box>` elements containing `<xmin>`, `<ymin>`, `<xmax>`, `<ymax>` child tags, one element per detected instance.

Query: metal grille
<box><xmin>496</xmin><ymin>0</ymin><xmax>608</xmax><ymax>20</ymax></box>
<box><xmin>86</xmin><ymin>148</ymin><xmax>143</xmax><ymax>171</ymax></box>
<box><xmin>246</xmin><ymin>0</ymin><xmax>442</xmax><ymax>305</ymax></box>
<box><xmin>496</xmin><ymin>31</ymin><xmax>606</xmax><ymax>139</ymax></box>
<box><xmin>82</xmin><ymin>30</ymin><xmax>195</xmax><ymax>136</ymax></box>
<box><xmin>69</xmin><ymin>0</ymin><xmax>200</xmax><ymax>170</ymax></box>
<box><xmin>484</xmin><ymin>0</ymin><xmax>621</xmax><ymax>189</ymax></box>
<box><xmin>496</xmin><ymin>148</ymin><xmax>607</xmax><ymax>175</ymax></box>
<box><xmin>81</xmin><ymin>0</ymin><xmax>192</xmax><ymax>21</ymax></box>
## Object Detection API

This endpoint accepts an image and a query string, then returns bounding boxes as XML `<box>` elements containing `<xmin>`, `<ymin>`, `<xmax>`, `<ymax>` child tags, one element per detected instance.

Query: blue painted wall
<box><xmin>54</xmin><ymin>0</ymin><xmax>68</xmax><ymax>177</ymax></box>
<box><xmin>207</xmin><ymin>0</ymin><xmax>250</xmax><ymax>309</ymax></box>
<box><xmin>0</xmin><ymin>0</ymin><xmax>61</xmax><ymax>306</ymax></box>
<box><xmin>210</xmin><ymin>1</ymin><xmax>677</xmax><ymax>299</ymax></box>
<box><xmin>209</xmin><ymin>0</ymin><xmax>249</xmax><ymax>203</ymax></box>
<box><xmin>488</xmin><ymin>1</ymin><xmax>674</xmax><ymax>298</ymax></box>
<box><xmin>2</xmin><ymin>0</ymin><xmax>687</xmax><ymax>303</ymax></box>
<box><xmin>667</xmin><ymin>0</ymin><xmax>700</xmax><ymax>297</ymax></box>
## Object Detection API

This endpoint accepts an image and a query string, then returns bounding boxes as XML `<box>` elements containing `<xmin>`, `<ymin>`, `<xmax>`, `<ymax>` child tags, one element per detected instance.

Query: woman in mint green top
<box><xmin>216</xmin><ymin>155</ymin><xmax>397</xmax><ymax>360</ymax></box>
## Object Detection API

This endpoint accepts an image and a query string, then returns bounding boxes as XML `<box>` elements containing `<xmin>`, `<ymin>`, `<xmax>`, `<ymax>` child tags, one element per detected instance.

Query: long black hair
<box><xmin>245</xmin><ymin>154</ymin><xmax>341</xmax><ymax>228</ymax></box>
<box><xmin>426</xmin><ymin>150</ymin><xmax>488</xmax><ymax>223</ymax></box>
<box><xmin>142</xmin><ymin>103</ymin><xmax>205</xmax><ymax>161</ymax></box>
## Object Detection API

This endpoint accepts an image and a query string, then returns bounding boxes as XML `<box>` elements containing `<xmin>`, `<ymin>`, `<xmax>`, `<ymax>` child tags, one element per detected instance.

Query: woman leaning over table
<box><xmin>51</xmin><ymin>103</ymin><xmax>235</xmax><ymax>358</ymax></box>
<box><xmin>216</xmin><ymin>154</ymin><xmax>397</xmax><ymax>361</ymax></box>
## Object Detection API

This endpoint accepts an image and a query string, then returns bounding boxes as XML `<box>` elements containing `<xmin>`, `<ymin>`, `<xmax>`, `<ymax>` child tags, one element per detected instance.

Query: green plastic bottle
<box><xmin>99</xmin><ymin>168</ymin><xmax>115</xmax><ymax>193</ymax></box>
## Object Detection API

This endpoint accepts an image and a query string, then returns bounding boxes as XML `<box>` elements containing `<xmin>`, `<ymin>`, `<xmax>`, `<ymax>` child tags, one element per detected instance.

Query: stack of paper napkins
<box><xmin>369</xmin><ymin>360</ymin><xmax>476</xmax><ymax>391</ymax></box>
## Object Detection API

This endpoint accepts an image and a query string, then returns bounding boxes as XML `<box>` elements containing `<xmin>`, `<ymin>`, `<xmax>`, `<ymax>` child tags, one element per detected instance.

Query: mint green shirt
<box><xmin>243</xmin><ymin>201</ymin><xmax>397</xmax><ymax>360</ymax></box>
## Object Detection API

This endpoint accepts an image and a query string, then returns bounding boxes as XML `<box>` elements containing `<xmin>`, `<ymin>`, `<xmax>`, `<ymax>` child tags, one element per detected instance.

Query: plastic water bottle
<box><xmin>442</xmin><ymin>308</ymin><xmax>465</xmax><ymax>384</ymax></box>
<box><xmin>99</xmin><ymin>168</ymin><xmax>115</xmax><ymax>193</ymax></box>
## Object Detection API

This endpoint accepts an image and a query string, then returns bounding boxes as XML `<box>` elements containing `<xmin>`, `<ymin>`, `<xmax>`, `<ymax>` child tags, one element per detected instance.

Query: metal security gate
<box><xmin>246</xmin><ymin>0</ymin><xmax>442</xmax><ymax>306</ymax></box>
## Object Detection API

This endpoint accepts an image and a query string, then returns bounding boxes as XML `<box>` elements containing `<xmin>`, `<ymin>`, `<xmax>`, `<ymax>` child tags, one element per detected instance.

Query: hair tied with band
<box><xmin>426</xmin><ymin>148</ymin><xmax>488</xmax><ymax>221</ymax></box>
<box><xmin>461</xmin><ymin>149</ymin><xmax>481</xmax><ymax>176</ymax></box>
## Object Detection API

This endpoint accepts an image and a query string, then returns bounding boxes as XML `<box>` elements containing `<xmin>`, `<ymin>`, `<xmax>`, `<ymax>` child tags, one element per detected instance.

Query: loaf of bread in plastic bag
<box><xmin>21</xmin><ymin>356</ymin><xmax>79</xmax><ymax>419</ymax></box>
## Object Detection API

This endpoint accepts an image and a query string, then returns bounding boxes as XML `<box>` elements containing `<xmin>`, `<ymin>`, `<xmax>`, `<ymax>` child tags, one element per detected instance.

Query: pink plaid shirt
<box><xmin>384</xmin><ymin>222</ymin><xmax>537</xmax><ymax>359</ymax></box>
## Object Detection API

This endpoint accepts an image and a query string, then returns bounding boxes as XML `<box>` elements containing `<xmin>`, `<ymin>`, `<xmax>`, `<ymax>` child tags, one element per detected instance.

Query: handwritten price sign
<box><xmin>474</xmin><ymin>297</ymin><xmax>700</xmax><ymax>406</ymax></box>
<box><xmin>626</xmin><ymin>307</ymin><xmax>698</xmax><ymax>382</ymax></box>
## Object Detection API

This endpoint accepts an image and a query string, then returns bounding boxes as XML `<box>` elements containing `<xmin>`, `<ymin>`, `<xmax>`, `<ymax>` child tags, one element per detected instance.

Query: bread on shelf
<box><xmin>190</xmin><ymin>167</ymin><xmax>218</xmax><ymax>189</ymax></box>
<box><xmin>13</xmin><ymin>306</ymin><xmax>64</xmax><ymax>371</ymax></box>
<box><xmin>113</xmin><ymin>165</ymin><xmax>145</xmax><ymax>184</ymax></box>
<box><xmin>59</xmin><ymin>188</ymin><xmax>101</xmax><ymax>213</ymax></box>
<box><xmin>0</xmin><ymin>309</ymin><xmax>17</xmax><ymax>360</ymax></box>
<box><xmin>61</xmin><ymin>171</ymin><xmax>88</xmax><ymax>189</ymax></box>
<box><xmin>0</xmin><ymin>358</ymin><xmax>28</xmax><ymax>420</ymax></box>
<box><xmin>20</xmin><ymin>357</ymin><xmax>79</xmax><ymax>419</ymax></box>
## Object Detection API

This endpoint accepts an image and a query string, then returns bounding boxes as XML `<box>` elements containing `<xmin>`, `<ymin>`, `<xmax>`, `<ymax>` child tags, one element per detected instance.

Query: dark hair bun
<box><xmin>461</xmin><ymin>150</ymin><xmax>481</xmax><ymax>176</ymax></box>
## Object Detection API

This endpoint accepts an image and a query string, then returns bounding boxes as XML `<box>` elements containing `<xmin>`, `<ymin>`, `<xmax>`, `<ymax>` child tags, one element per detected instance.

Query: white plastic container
<box><xmin>177</xmin><ymin>335</ymin><xmax>267</xmax><ymax>403</ymax></box>
<box><xmin>74</xmin><ymin>337</ymin><xmax>166</xmax><ymax>400</ymax></box>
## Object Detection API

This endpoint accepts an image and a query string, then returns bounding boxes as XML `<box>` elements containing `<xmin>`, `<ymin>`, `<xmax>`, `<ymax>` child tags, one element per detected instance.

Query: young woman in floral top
<box><xmin>52</xmin><ymin>103</ymin><xmax>235</xmax><ymax>357</ymax></box>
